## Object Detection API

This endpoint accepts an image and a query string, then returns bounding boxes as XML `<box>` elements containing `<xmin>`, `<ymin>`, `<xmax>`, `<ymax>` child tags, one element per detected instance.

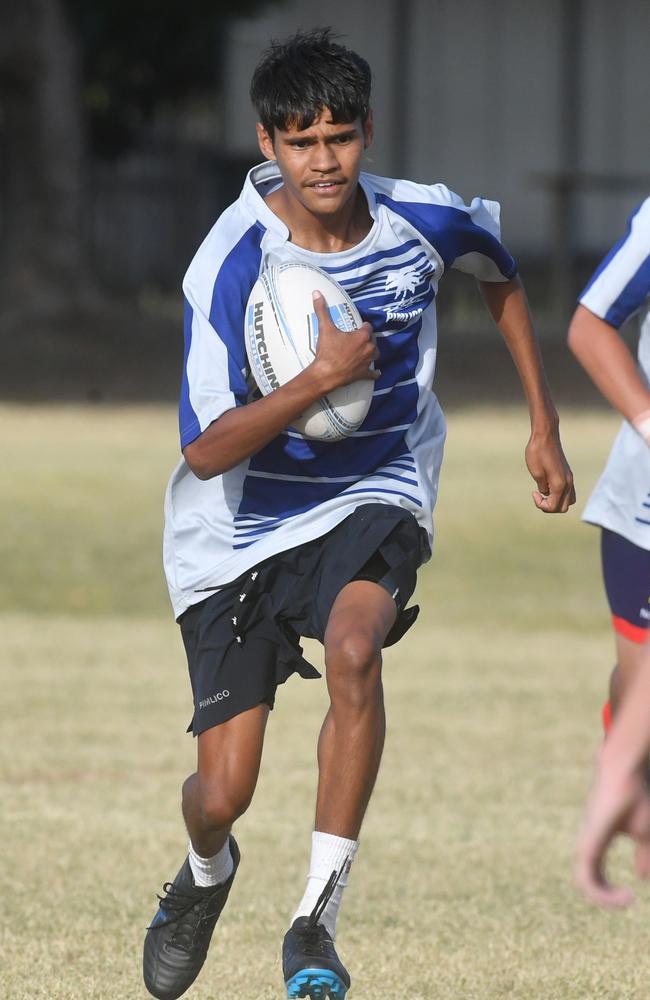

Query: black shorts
<box><xmin>179</xmin><ymin>504</ymin><xmax>430</xmax><ymax>736</ymax></box>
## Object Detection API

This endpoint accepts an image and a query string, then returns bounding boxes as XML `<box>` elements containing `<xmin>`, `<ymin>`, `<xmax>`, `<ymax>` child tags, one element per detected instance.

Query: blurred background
<box><xmin>3</xmin><ymin>6</ymin><xmax>650</xmax><ymax>997</ymax></box>
<box><xmin>1</xmin><ymin>0</ymin><xmax>648</xmax><ymax>403</ymax></box>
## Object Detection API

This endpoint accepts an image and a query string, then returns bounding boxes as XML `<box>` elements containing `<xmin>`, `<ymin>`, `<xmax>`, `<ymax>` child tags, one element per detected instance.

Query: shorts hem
<box><xmin>612</xmin><ymin>614</ymin><xmax>648</xmax><ymax>644</ymax></box>
<box><xmin>189</xmin><ymin>693</ymin><xmax>276</xmax><ymax>737</ymax></box>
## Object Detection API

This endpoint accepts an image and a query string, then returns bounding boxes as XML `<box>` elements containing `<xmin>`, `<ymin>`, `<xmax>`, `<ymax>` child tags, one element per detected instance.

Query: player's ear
<box><xmin>256</xmin><ymin>123</ymin><xmax>275</xmax><ymax>162</ymax></box>
<box><xmin>363</xmin><ymin>110</ymin><xmax>374</xmax><ymax>149</ymax></box>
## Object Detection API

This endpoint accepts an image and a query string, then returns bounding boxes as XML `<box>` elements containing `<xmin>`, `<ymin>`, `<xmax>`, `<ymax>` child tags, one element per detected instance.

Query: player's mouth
<box><xmin>307</xmin><ymin>179</ymin><xmax>346</xmax><ymax>195</ymax></box>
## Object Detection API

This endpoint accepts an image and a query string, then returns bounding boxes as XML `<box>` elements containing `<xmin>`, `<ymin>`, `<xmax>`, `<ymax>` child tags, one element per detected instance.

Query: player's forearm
<box><xmin>568</xmin><ymin>305</ymin><xmax>650</xmax><ymax>425</ymax></box>
<box><xmin>479</xmin><ymin>277</ymin><xmax>558</xmax><ymax>430</ymax></box>
<box><xmin>185</xmin><ymin>304</ymin><xmax>378</xmax><ymax>479</ymax></box>
<box><xmin>183</xmin><ymin>366</ymin><xmax>330</xmax><ymax>479</ymax></box>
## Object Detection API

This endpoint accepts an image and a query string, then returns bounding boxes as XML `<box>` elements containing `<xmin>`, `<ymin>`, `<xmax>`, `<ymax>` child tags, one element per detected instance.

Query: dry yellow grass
<box><xmin>3</xmin><ymin>403</ymin><xmax>649</xmax><ymax>999</ymax></box>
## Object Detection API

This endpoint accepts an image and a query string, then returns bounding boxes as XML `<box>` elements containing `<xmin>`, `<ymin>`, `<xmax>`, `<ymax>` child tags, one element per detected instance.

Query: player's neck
<box><xmin>266</xmin><ymin>185</ymin><xmax>373</xmax><ymax>254</ymax></box>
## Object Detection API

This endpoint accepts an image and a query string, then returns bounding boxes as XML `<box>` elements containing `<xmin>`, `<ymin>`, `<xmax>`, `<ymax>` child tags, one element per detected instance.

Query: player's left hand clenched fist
<box><xmin>525</xmin><ymin>426</ymin><xmax>576</xmax><ymax>513</ymax></box>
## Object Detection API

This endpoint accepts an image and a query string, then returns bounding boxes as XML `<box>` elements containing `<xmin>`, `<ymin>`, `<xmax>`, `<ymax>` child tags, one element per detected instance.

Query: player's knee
<box><xmin>197</xmin><ymin>782</ymin><xmax>254</xmax><ymax>831</ymax></box>
<box><xmin>326</xmin><ymin>631</ymin><xmax>382</xmax><ymax>706</ymax></box>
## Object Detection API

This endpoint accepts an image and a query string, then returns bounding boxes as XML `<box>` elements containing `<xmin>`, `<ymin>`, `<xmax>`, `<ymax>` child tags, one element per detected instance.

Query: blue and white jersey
<box><xmin>581</xmin><ymin>197</ymin><xmax>650</xmax><ymax>549</ymax></box>
<box><xmin>164</xmin><ymin>161</ymin><xmax>517</xmax><ymax>617</ymax></box>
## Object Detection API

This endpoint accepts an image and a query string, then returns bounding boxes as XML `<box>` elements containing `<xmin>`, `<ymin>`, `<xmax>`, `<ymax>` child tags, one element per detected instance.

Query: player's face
<box><xmin>256</xmin><ymin>109</ymin><xmax>373</xmax><ymax>220</ymax></box>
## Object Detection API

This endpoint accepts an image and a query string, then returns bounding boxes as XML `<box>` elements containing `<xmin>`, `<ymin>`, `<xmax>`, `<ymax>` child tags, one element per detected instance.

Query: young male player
<box><xmin>567</xmin><ymin>197</ymin><xmax>650</xmax><ymax>730</ymax></box>
<box><xmin>144</xmin><ymin>28</ymin><xmax>575</xmax><ymax>1000</ymax></box>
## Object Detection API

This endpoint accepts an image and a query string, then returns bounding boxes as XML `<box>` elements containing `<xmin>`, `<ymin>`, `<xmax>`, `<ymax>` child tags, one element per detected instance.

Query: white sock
<box><xmin>188</xmin><ymin>837</ymin><xmax>234</xmax><ymax>888</ymax></box>
<box><xmin>291</xmin><ymin>831</ymin><xmax>359</xmax><ymax>939</ymax></box>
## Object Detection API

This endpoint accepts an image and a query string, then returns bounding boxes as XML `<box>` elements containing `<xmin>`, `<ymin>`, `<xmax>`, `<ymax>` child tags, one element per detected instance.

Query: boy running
<box><xmin>144</xmin><ymin>27</ymin><xmax>575</xmax><ymax>1000</ymax></box>
<box><xmin>568</xmin><ymin>197</ymin><xmax>650</xmax><ymax>730</ymax></box>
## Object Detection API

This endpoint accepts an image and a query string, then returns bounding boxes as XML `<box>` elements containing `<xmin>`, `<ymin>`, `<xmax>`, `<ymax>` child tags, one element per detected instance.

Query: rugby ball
<box><xmin>244</xmin><ymin>262</ymin><xmax>373</xmax><ymax>441</ymax></box>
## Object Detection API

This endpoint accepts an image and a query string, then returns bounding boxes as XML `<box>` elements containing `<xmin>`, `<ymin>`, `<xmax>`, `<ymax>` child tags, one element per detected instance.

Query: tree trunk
<box><xmin>0</xmin><ymin>0</ymin><xmax>86</xmax><ymax>316</ymax></box>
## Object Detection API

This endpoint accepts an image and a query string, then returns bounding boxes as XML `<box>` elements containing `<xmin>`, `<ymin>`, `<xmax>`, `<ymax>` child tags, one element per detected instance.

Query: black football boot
<box><xmin>282</xmin><ymin>861</ymin><xmax>351</xmax><ymax>999</ymax></box>
<box><xmin>143</xmin><ymin>835</ymin><xmax>240</xmax><ymax>1000</ymax></box>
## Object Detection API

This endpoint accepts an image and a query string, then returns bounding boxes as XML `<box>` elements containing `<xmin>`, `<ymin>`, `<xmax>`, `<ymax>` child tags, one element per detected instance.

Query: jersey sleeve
<box><xmin>438</xmin><ymin>186</ymin><xmax>517</xmax><ymax>282</ymax></box>
<box><xmin>372</xmin><ymin>179</ymin><xmax>517</xmax><ymax>282</ymax></box>
<box><xmin>579</xmin><ymin>198</ymin><xmax>650</xmax><ymax>329</ymax></box>
<box><xmin>178</xmin><ymin>220</ymin><xmax>264</xmax><ymax>449</ymax></box>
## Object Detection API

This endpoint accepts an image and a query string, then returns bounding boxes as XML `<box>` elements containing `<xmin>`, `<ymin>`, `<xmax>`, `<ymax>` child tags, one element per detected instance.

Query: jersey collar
<box><xmin>242</xmin><ymin>161</ymin><xmax>379</xmax><ymax>243</ymax></box>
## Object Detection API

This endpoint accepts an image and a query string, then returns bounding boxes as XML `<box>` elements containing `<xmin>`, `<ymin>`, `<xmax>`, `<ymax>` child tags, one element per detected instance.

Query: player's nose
<box><xmin>310</xmin><ymin>143</ymin><xmax>339</xmax><ymax>171</ymax></box>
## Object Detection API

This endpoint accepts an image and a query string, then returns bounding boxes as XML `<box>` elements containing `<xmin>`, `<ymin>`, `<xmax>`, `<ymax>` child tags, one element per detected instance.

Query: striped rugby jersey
<box><xmin>581</xmin><ymin>197</ymin><xmax>650</xmax><ymax>550</ymax></box>
<box><xmin>163</xmin><ymin>162</ymin><xmax>517</xmax><ymax>617</ymax></box>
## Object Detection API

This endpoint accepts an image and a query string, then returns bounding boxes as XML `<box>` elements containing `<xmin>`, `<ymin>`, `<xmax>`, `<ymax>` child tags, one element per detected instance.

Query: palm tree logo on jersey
<box><xmin>384</xmin><ymin>267</ymin><xmax>421</xmax><ymax>300</ymax></box>
<box><xmin>378</xmin><ymin>262</ymin><xmax>434</xmax><ymax>327</ymax></box>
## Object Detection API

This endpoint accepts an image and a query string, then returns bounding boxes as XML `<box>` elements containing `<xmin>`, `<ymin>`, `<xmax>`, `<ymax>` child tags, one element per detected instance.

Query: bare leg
<box><xmin>182</xmin><ymin>703</ymin><xmax>269</xmax><ymax>856</ymax></box>
<box><xmin>143</xmin><ymin>706</ymin><xmax>270</xmax><ymax>999</ymax></box>
<box><xmin>315</xmin><ymin>580</ymin><xmax>397</xmax><ymax>839</ymax></box>
<box><xmin>609</xmin><ymin>633</ymin><xmax>648</xmax><ymax>716</ymax></box>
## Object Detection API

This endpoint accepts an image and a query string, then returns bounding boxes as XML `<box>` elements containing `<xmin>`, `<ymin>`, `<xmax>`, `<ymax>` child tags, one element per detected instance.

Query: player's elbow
<box><xmin>183</xmin><ymin>452</ymin><xmax>213</xmax><ymax>480</ymax></box>
<box><xmin>187</xmin><ymin>462</ymin><xmax>217</xmax><ymax>481</ymax></box>
<box><xmin>183</xmin><ymin>440</ymin><xmax>225</xmax><ymax>480</ymax></box>
<box><xmin>567</xmin><ymin>304</ymin><xmax>600</xmax><ymax>362</ymax></box>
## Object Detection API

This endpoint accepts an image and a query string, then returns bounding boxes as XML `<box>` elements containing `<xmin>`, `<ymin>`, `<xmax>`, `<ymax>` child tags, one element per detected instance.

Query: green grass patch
<box><xmin>0</xmin><ymin>404</ymin><xmax>178</xmax><ymax>616</ymax></box>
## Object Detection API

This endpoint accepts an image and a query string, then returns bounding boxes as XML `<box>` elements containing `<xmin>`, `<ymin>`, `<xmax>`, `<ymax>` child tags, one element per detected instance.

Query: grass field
<box><xmin>3</xmin><ymin>402</ymin><xmax>650</xmax><ymax>999</ymax></box>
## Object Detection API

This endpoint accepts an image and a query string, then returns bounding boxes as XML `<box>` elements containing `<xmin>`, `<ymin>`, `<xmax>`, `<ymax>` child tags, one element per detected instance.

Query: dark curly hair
<box><xmin>249</xmin><ymin>27</ymin><xmax>372</xmax><ymax>138</ymax></box>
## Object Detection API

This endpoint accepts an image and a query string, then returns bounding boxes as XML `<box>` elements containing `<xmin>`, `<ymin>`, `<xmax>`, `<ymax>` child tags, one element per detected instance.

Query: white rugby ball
<box><xmin>244</xmin><ymin>262</ymin><xmax>373</xmax><ymax>441</ymax></box>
